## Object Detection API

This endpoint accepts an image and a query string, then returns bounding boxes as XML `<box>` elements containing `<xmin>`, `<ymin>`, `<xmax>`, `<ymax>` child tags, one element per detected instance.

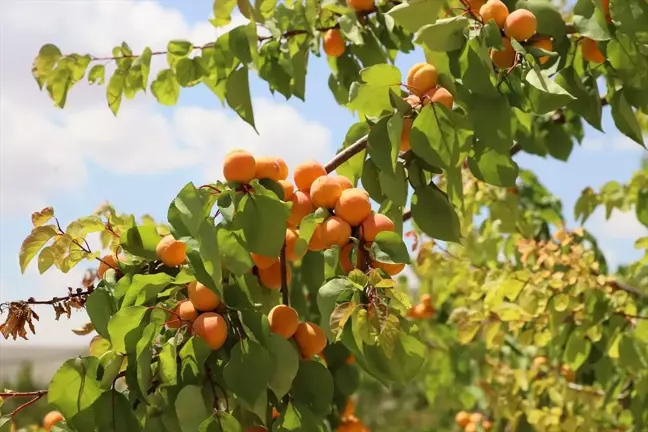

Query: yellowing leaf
<box><xmin>19</xmin><ymin>225</ymin><xmax>58</xmax><ymax>273</ymax></box>
<box><xmin>31</xmin><ymin>207</ymin><xmax>54</xmax><ymax>227</ymax></box>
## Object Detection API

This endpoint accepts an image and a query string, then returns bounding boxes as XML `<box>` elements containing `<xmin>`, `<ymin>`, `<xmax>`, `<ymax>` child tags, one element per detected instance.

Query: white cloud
<box><xmin>582</xmin><ymin>134</ymin><xmax>647</xmax><ymax>153</ymax></box>
<box><xmin>588</xmin><ymin>208</ymin><xmax>648</xmax><ymax>240</ymax></box>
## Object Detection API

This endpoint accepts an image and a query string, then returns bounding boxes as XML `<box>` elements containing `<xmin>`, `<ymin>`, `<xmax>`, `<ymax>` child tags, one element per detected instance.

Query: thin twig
<box><xmin>324</xmin><ymin>135</ymin><xmax>369</xmax><ymax>174</ymax></box>
<box><xmin>17</xmin><ymin>288</ymin><xmax>93</xmax><ymax>306</ymax></box>
<box><xmin>0</xmin><ymin>390</ymin><xmax>48</xmax><ymax>398</ymax></box>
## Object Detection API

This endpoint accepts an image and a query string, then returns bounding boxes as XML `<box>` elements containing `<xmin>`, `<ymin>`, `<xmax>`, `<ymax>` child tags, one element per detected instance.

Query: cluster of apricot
<box><xmin>223</xmin><ymin>149</ymin><xmax>405</xmax><ymax>279</ymax></box>
<box><xmin>406</xmin><ymin>293</ymin><xmax>435</xmax><ymax>319</ymax></box>
<box><xmin>455</xmin><ymin>411</ymin><xmax>493</xmax><ymax>432</ymax></box>
<box><xmin>532</xmin><ymin>355</ymin><xmax>576</xmax><ymax>382</ymax></box>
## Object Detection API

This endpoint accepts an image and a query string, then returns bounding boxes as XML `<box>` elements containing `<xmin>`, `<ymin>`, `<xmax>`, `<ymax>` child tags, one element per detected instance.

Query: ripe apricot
<box><xmin>455</xmin><ymin>411</ymin><xmax>471</xmax><ymax>427</ymax></box>
<box><xmin>482</xmin><ymin>420</ymin><xmax>493</xmax><ymax>431</ymax></box>
<box><xmin>465</xmin><ymin>423</ymin><xmax>478</xmax><ymax>432</ymax></box>
<box><xmin>343</xmin><ymin>398</ymin><xmax>357</xmax><ymax>417</ymax></box>
<box><xmin>251</xmin><ymin>253</ymin><xmax>276</xmax><ymax>270</ymax></box>
<box><xmin>533</xmin><ymin>356</ymin><xmax>548</xmax><ymax>368</ymax></box>
<box><xmin>332</xmin><ymin>175</ymin><xmax>353</xmax><ymax>191</ymax></box>
<box><xmin>371</xmin><ymin>260</ymin><xmax>405</xmax><ymax>276</ymax></box>
<box><xmin>278</xmin><ymin>179</ymin><xmax>295</xmax><ymax>200</ymax></box>
<box><xmin>581</xmin><ymin>38</ymin><xmax>605</xmax><ymax>64</ymax></box>
<box><xmin>255</xmin><ymin>156</ymin><xmax>287</xmax><ymax>181</ymax></box>
<box><xmin>44</xmin><ymin>411</ymin><xmax>65</xmax><ymax>431</ymax></box>
<box><xmin>422</xmin><ymin>87</ymin><xmax>454</xmax><ymax>110</ymax></box>
<box><xmin>293</xmin><ymin>321</ymin><xmax>327</xmax><ymax>359</ymax></box>
<box><xmin>156</xmin><ymin>235</ymin><xmax>186</xmax><ymax>267</ymax></box>
<box><xmin>193</xmin><ymin>312</ymin><xmax>228</xmax><ymax>349</ymax></box>
<box><xmin>310</xmin><ymin>175</ymin><xmax>343</xmax><ymax>209</ymax></box>
<box><xmin>323</xmin><ymin>29</ymin><xmax>346</xmax><ymax>57</ymax></box>
<box><xmin>560</xmin><ymin>364</ymin><xmax>575</xmax><ymax>382</ymax></box>
<box><xmin>334</xmin><ymin>188</ymin><xmax>372</xmax><ymax>226</ymax></box>
<box><xmin>470</xmin><ymin>413</ymin><xmax>484</xmax><ymax>424</ymax></box>
<box><xmin>533</xmin><ymin>37</ymin><xmax>553</xmax><ymax>64</ymax></box>
<box><xmin>345</xmin><ymin>354</ymin><xmax>355</xmax><ymax>364</ymax></box>
<box><xmin>268</xmin><ymin>304</ymin><xmax>300</xmax><ymax>339</ymax></box>
<box><xmin>308</xmin><ymin>223</ymin><xmax>328</xmax><ymax>251</ymax></box>
<box><xmin>420</xmin><ymin>294</ymin><xmax>432</xmax><ymax>307</ymax></box>
<box><xmin>223</xmin><ymin>149</ymin><xmax>256</xmax><ymax>184</ymax></box>
<box><xmin>490</xmin><ymin>37</ymin><xmax>516</xmax><ymax>69</ymax></box>
<box><xmin>285</xmin><ymin>228</ymin><xmax>305</xmax><ymax>262</ymax></box>
<box><xmin>503</xmin><ymin>9</ymin><xmax>537</xmax><ymax>41</ymax></box>
<box><xmin>294</xmin><ymin>160</ymin><xmax>327</xmax><ymax>191</ymax></box>
<box><xmin>322</xmin><ymin>216</ymin><xmax>352</xmax><ymax>248</ymax></box>
<box><xmin>258</xmin><ymin>259</ymin><xmax>292</xmax><ymax>290</ymax></box>
<box><xmin>400</xmin><ymin>118</ymin><xmax>413</xmax><ymax>152</ymax></box>
<box><xmin>602</xmin><ymin>0</ymin><xmax>611</xmax><ymax>23</ymax></box>
<box><xmin>272</xmin><ymin>407</ymin><xmax>281</xmax><ymax>418</ymax></box>
<box><xmin>166</xmin><ymin>300</ymin><xmax>199</xmax><ymax>328</ymax></box>
<box><xmin>339</xmin><ymin>243</ymin><xmax>366</xmax><ymax>274</ymax></box>
<box><xmin>288</xmin><ymin>190</ymin><xmax>314</xmax><ymax>227</ymax></box>
<box><xmin>346</xmin><ymin>0</ymin><xmax>374</xmax><ymax>12</ymax></box>
<box><xmin>97</xmin><ymin>254</ymin><xmax>121</xmax><ymax>278</ymax></box>
<box><xmin>480</xmin><ymin>0</ymin><xmax>509</xmax><ymax>28</ymax></box>
<box><xmin>188</xmin><ymin>280</ymin><xmax>221</xmax><ymax>311</ymax></box>
<box><xmin>336</xmin><ymin>416</ymin><xmax>367</xmax><ymax>432</ymax></box>
<box><xmin>413</xmin><ymin>303</ymin><xmax>434</xmax><ymax>319</ymax></box>
<box><xmin>406</xmin><ymin>63</ymin><xmax>438</xmax><ymax>97</ymax></box>
<box><xmin>360</xmin><ymin>213</ymin><xmax>395</xmax><ymax>242</ymax></box>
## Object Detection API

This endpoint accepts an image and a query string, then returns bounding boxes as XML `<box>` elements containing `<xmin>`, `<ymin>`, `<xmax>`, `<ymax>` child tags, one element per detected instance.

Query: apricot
<box><xmin>193</xmin><ymin>312</ymin><xmax>228</xmax><ymax>350</ymax></box>
<box><xmin>287</xmin><ymin>190</ymin><xmax>314</xmax><ymax>227</ymax></box>
<box><xmin>533</xmin><ymin>356</ymin><xmax>548</xmax><ymax>368</ymax></box>
<box><xmin>336</xmin><ymin>416</ymin><xmax>367</xmax><ymax>432</ymax></box>
<box><xmin>279</xmin><ymin>179</ymin><xmax>295</xmax><ymax>200</ymax></box>
<box><xmin>339</xmin><ymin>243</ymin><xmax>366</xmax><ymax>274</ymax></box>
<box><xmin>413</xmin><ymin>303</ymin><xmax>434</xmax><ymax>319</ymax></box>
<box><xmin>293</xmin><ymin>321</ymin><xmax>327</xmax><ymax>359</ymax></box>
<box><xmin>268</xmin><ymin>304</ymin><xmax>300</xmax><ymax>339</ymax></box>
<box><xmin>343</xmin><ymin>398</ymin><xmax>357</xmax><ymax>417</ymax></box>
<box><xmin>503</xmin><ymin>9</ymin><xmax>537</xmax><ymax>41</ymax></box>
<box><xmin>223</xmin><ymin>149</ymin><xmax>256</xmax><ymax>184</ymax></box>
<box><xmin>285</xmin><ymin>228</ymin><xmax>305</xmax><ymax>262</ymax></box>
<box><xmin>322</xmin><ymin>216</ymin><xmax>352</xmax><ymax>248</ymax></box>
<box><xmin>480</xmin><ymin>0</ymin><xmax>509</xmax><ymax>28</ymax></box>
<box><xmin>560</xmin><ymin>364</ymin><xmax>575</xmax><ymax>382</ymax></box>
<box><xmin>294</xmin><ymin>160</ymin><xmax>327</xmax><ymax>191</ymax></box>
<box><xmin>371</xmin><ymin>260</ymin><xmax>405</xmax><ymax>276</ymax></box>
<box><xmin>581</xmin><ymin>38</ymin><xmax>605</xmax><ymax>64</ymax></box>
<box><xmin>465</xmin><ymin>423</ymin><xmax>478</xmax><ymax>432</ymax></box>
<box><xmin>258</xmin><ymin>259</ymin><xmax>292</xmax><ymax>290</ymax></box>
<box><xmin>188</xmin><ymin>280</ymin><xmax>221</xmax><ymax>311</ymax></box>
<box><xmin>456</xmin><ymin>411</ymin><xmax>471</xmax><ymax>427</ymax></box>
<box><xmin>482</xmin><ymin>420</ymin><xmax>493</xmax><ymax>431</ymax></box>
<box><xmin>420</xmin><ymin>294</ymin><xmax>432</xmax><ymax>307</ymax></box>
<box><xmin>602</xmin><ymin>0</ymin><xmax>611</xmax><ymax>23</ymax></box>
<box><xmin>166</xmin><ymin>300</ymin><xmax>199</xmax><ymax>328</ymax></box>
<box><xmin>332</xmin><ymin>175</ymin><xmax>354</xmax><ymax>191</ymax></box>
<box><xmin>533</xmin><ymin>37</ymin><xmax>553</xmax><ymax>64</ymax></box>
<box><xmin>345</xmin><ymin>354</ymin><xmax>355</xmax><ymax>365</ymax></box>
<box><xmin>346</xmin><ymin>0</ymin><xmax>374</xmax><ymax>12</ymax></box>
<box><xmin>360</xmin><ymin>213</ymin><xmax>395</xmax><ymax>242</ymax></box>
<box><xmin>490</xmin><ymin>37</ymin><xmax>516</xmax><ymax>69</ymax></box>
<box><xmin>470</xmin><ymin>413</ymin><xmax>484</xmax><ymax>424</ymax></box>
<box><xmin>334</xmin><ymin>188</ymin><xmax>372</xmax><ymax>227</ymax></box>
<box><xmin>272</xmin><ymin>407</ymin><xmax>281</xmax><ymax>418</ymax></box>
<box><xmin>251</xmin><ymin>253</ymin><xmax>276</xmax><ymax>270</ymax></box>
<box><xmin>255</xmin><ymin>156</ymin><xmax>287</xmax><ymax>181</ymax></box>
<box><xmin>323</xmin><ymin>29</ymin><xmax>346</xmax><ymax>57</ymax></box>
<box><xmin>156</xmin><ymin>235</ymin><xmax>187</xmax><ymax>267</ymax></box>
<box><xmin>310</xmin><ymin>176</ymin><xmax>343</xmax><ymax>209</ymax></box>
<box><xmin>467</xmin><ymin>0</ymin><xmax>486</xmax><ymax>15</ymax></box>
<box><xmin>308</xmin><ymin>223</ymin><xmax>328</xmax><ymax>251</ymax></box>
<box><xmin>422</xmin><ymin>87</ymin><xmax>454</xmax><ymax>110</ymax></box>
<box><xmin>406</xmin><ymin>63</ymin><xmax>438</xmax><ymax>97</ymax></box>
<box><xmin>97</xmin><ymin>254</ymin><xmax>121</xmax><ymax>278</ymax></box>
<box><xmin>44</xmin><ymin>411</ymin><xmax>65</xmax><ymax>431</ymax></box>
<box><xmin>400</xmin><ymin>118</ymin><xmax>413</xmax><ymax>152</ymax></box>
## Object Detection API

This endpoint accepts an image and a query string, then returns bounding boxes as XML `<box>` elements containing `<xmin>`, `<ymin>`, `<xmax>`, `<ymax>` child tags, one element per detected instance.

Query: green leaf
<box><xmin>121</xmin><ymin>273</ymin><xmax>175</xmax><ymax>307</ymax></box>
<box><xmin>48</xmin><ymin>357</ymin><xmax>105</xmax><ymax>421</ymax></box>
<box><xmin>371</xmin><ymin>231</ymin><xmax>411</xmax><ymax>264</ymax></box>
<box><xmin>544</xmin><ymin>123</ymin><xmax>574</xmax><ymax>161</ymax></box>
<box><xmin>223</xmin><ymin>340</ymin><xmax>272</xmax><ymax>413</ymax></box>
<box><xmin>212</xmin><ymin>0</ymin><xmax>238</xmax><ymax>26</ymax></box>
<box><xmin>45</xmin><ymin>65</ymin><xmax>72</xmax><ymax>108</ymax></box>
<box><xmin>387</xmin><ymin>0</ymin><xmax>444</xmax><ymax>33</ymax></box>
<box><xmin>525</xmin><ymin>68</ymin><xmax>576</xmax><ymax>114</ymax></box>
<box><xmin>610</xmin><ymin>90</ymin><xmax>645</xmax><ymax>147</ymax></box>
<box><xmin>120</xmin><ymin>225</ymin><xmax>161</xmax><ymax>260</ymax></box>
<box><xmin>347</xmin><ymin>64</ymin><xmax>401</xmax><ymax>117</ymax></box>
<box><xmin>135</xmin><ymin>322</ymin><xmax>160</xmax><ymax>397</ymax></box>
<box><xmin>515</xmin><ymin>0</ymin><xmax>568</xmax><ymax>43</ymax></box>
<box><xmin>414</xmin><ymin>17</ymin><xmax>469</xmax><ymax>52</ymax></box>
<box><xmin>226</xmin><ymin>67</ymin><xmax>257</xmax><ymax>131</ymax></box>
<box><xmin>88</xmin><ymin>65</ymin><xmax>105</xmax><ymax>85</ymax></box>
<box><xmin>199</xmin><ymin>413</ymin><xmax>242</xmax><ymax>432</ymax></box>
<box><xmin>563</xmin><ymin>331</ymin><xmax>591</xmax><ymax>370</ymax></box>
<box><xmin>335</xmin><ymin>123</ymin><xmax>370</xmax><ymax>185</ymax></box>
<box><xmin>317</xmin><ymin>278</ymin><xmax>356</xmax><ymax>340</ymax></box>
<box><xmin>176</xmin><ymin>385</ymin><xmax>210</xmax><ymax>432</ymax></box>
<box><xmin>168</xmin><ymin>182</ymin><xmax>207</xmax><ymax>238</ymax></box>
<box><xmin>19</xmin><ymin>225</ymin><xmax>58</xmax><ymax>273</ymax></box>
<box><xmin>273</xmin><ymin>402</ymin><xmax>326</xmax><ymax>432</ymax></box>
<box><xmin>217</xmin><ymin>226</ymin><xmax>254</xmax><ymax>275</ymax></box>
<box><xmin>461</xmin><ymin>40</ymin><xmax>498</xmax><ymax>97</ymax></box>
<box><xmin>637</xmin><ymin>189</ymin><xmax>648</xmax><ymax>228</ymax></box>
<box><xmin>177</xmin><ymin>57</ymin><xmax>208</xmax><ymax>88</ymax></box>
<box><xmin>185</xmin><ymin>223</ymin><xmax>222</xmax><ymax>294</ymax></box>
<box><xmin>85</xmin><ymin>288</ymin><xmax>117</xmax><ymax>340</ymax></box>
<box><xmin>151</xmin><ymin>69</ymin><xmax>180</xmax><ymax>106</ymax></box>
<box><xmin>93</xmin><ymin>391</ymin><xmax>140</xmax><ymax>431</ymax></box>
<box><xmin>106</xmin><ymin>69</ymin><xmax>125</xmax><ymax>115</ymax></box>
<box><xmin>106</xmin><ymin>306</ymin><xmax>149</xmax><ymax>353</ymax></box>
<box><xmin>33</xmin><ymin>44</ymin><xmax>62</xmax><ymax>88</ymax></box>
<box><xmin>334</xmin><ymin>364</ymin><xmax>360</xmax><ymax>396</ymax></box>
<box><xmin>290</xmin><ymin>361</ymin><xmax>334</xmax><ymax>416</ymax></box>
<box><xmin>468</xmin><ymin>147</ymin><xmax>519</xmax><ymax>187</ymax></box>
<box><xmin>554</xmin><ymin>67</ymin><xmax>602</xmax><ymax>130</ymax></box>
<box><xmin>179</xmin><ymin>337</ymin><xmax>212</xmax><ymax>385</ymax></box>
<box><xmin>379</xmin><ymin>163</ymin><xmax>408</xmax><ymax>207</ymax></box>
<box><xmin>410</xmin><ymin>105</ymin><xmax>461</xmax><ymax>169</ymax></box>
<box><xmin>367</xmin><ymin>115</ymin><xmax>399</xmax><ymax>176</ymax></box>
<box><xmin>411</xmin><ymin>184</ymin><xmax>462</xmax><ymax>242</ymax></box>
<box><xmin>267</xmin><ymin>334</ymin><xmax>300</xmax><ymax>399</ymax></box>
<box><xmin>139</xmin><ymin>48</ymin><xmax>152</xmax><ymax>88</ymax></box>
<box><xmin>572</xmin><ymin>0</ymin><xmax>610</xmax><ymax>40</ymax></box>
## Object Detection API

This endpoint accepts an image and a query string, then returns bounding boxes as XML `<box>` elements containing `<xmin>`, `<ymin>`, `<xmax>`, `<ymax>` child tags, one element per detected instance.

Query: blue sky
<box><xmin>0</xmin><ymin>0</ymin><xmax>646</xmax><ymax>345</ymax></box>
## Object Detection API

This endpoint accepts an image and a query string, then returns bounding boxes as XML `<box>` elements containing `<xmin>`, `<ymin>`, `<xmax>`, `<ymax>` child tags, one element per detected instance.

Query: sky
<box><xmin>0</xmin><ymin>0</ymin><xmax>646</xmax><ymax>346</ymax></box>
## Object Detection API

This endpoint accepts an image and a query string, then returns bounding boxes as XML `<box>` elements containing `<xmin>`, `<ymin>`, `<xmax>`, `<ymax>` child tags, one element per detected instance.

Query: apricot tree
<box><xmin>2</xmin><ymin>0</ymin><xmax>648</xmax><ymax>431</ymax></box>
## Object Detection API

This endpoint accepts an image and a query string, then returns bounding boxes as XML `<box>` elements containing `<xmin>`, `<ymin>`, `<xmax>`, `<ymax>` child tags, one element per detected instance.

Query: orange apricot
<box><xmin>533</xmin><ymin>356</ymin><xmax>548</xmax><ymax>368</ymax></box>
<box><xmin>422</xmin><ymin>87</ymin><xmax>454</xmax><ymax>110</ymax></box>
<box><xmin>293</xmin><ymin>321</ymin><xmax>328</xmax><ymax>359</ymax></box>
<box><xmin>310</xmin><ymin>175</ymin><xmax>343</xmax><ymax>209</ymax></box>
<box><xmin>285</xmin><ymin>228</ymin><xmax>305</xmax><ymax>262</ymax></box>
<box><xmin>258</xmin><ymin>259</ymin><xmax>292</xmax><ymax>290</ymax></box>
<box><xmin>156</xmin><ymin>235</ymin><xmax>187</xmax><ymax>267</ymax></box>
<box><xmin>255</xmin><ymin>156</ymin><xmax>287</xmax><ymax>181</ymax></box>
<box><xmin>560</xmin><ymin>364</ymin><xmax>575</xmax><ymax>382</ymax></box>
<box><xmin>455</xmin><ymin>411</ymin><xmax>471</xmax><ymax>427</ymax></box>
<box><xmin>322</xmin><ymin>216</ymin><xmax>352</xmax><ymax>248</ymax></box>
<box><xmin>188</xmin><ymin>280</ymin><xmax>221</xmax><ymax>311</ymax></box>
<box><xmin>308</xmin><ymin>223</ymin><xmax>328</xmax><ymax>251</ymax></box>
<box><xmin>400</xmin><ymin>118</ymin><xmax>413</xmax><ymax>152</ymax></box>
<box><xmin>346</xmin><ymin>0</ymin><xmax>374</xmax><ymax>12</ymax></box>
<box><xmin>323</xmin><ymin>29</ymin><xmax>346</xmax><ymax>57</ymax></box>
<box><xmin>268</xmin><ymin>304</ymin><xmax>300</xmax><ymax>339</ymax></box>
<box><xmin>406</xmin><ymin>63</ymin><xmax>438</xmax><ymax>97</ymax></box>
<box><xmin>482</xmin><ymin>420</ymin><xmax>493</xmax><ymax>431</ymax></box>
<box><xmin>339</xmin><ymin>243</ymin><xmax>366</xmax><ymax>274</ymax></box>
<box><xmin>251</xmin><ymin>253</ymin><xmax>276</xmax><ymax>270</ymax></box>
<box><xmin>490</xmin><ymin>37</ymin><xmax>516</xmax><ymax>69</ymax></box>
<box><xmin>332</xmin><ymin>175</ymin><xmax>354</xmax><ymax>191</ymax></box>
<box><xmin>294</xmin><ymin>160</ymin><xmax>327</xmax><ymax>191</ymax></box>
<box><xmin>532</xmin><ymin>37</ymin><xmax>553</xmax><ymax>64</ymax></box>
<box><xmin>166</xmin><ymin>300</ymin><xmax>199</xmax><ymax>328</ymax></box>
<box><xmin>480</xmin><ymin>0</ymin><xmax>509</xmax><ymax>28</ymax></box>
<box><xmin>360</xmin><ymin>213</ymin><xmax>395</xmax><ymax>242</ymax></box>
<box><xmin>334</xmin><ymin>188</ymin><xmax>372</xmax><ymax>227</ymax></box>
<box><xmin>336</xmin><ymin>416</ymin><xmax>367</xmax><ymax>432</ymax></box>
<box><xmin>602</xmin><ymin>0</ymin><xmax>611</xmax><ymax>23</ymax></box>
<box><xmin>470</xmin><ymin>413</ymin><xmax>484</xmax><ymax>424</ymax></box>
<box><xmin>272</xmin><ymin>407</ymin><xmax>281</xmax><ymax>418</ymax></box>
<box><xmin>467</xmin><ymin>0</ymin><xmax>486</xmax><ymax>14</ymax></box>
<box><xmin>288</xmin><ymin>190</ymin><xmax>314</xmax><ymax>227</ymax></box>
<box><xmin>371</xmin><ymin>260</ymin><xmax>405</xmax><ymax>276</ymax></box>
<box><xmin>503</xmin><ymin>9</ymin><xmax>537</xmax><ymax>41</ymax></box>
<box><xmin>43</xmin><ymin>411</ymin><xmax>65</xmax><ymax>431</ymax></box>
<box><xmin>343</xmin><ymin>398</ymin><xmax>357</xmax><ymax>417</ymax></box>
<box><xmin>581</xmin><ymin>38</ymin><xmax>605</xmax><ymax>64</ymax></box>
<box><xmin>193</xmin><ymin>312</ymin><xmax>228</xmax><ymax>350</ymax></box>
<box><xmin>97</xmin><ymin>254</ymin><xmax>121</xmax><ymax>279</ymax></box>
<box><xmin>223</xmin><ymin>149</ymin><xmax>256</xmax><ymax>184</ymax></box>
<box><xmin>413</xmin><ymin>303</ymin><xmax>434</xmax><ymax>319</ymax></box>
<box><xmin>279</xmin><ymin>179</ymin><xmax>295</xmax><ymax>200</ymax></box>
<box><xmin>465</xmin><ymin>423</ymin><xmax>478</xmax><ymax>432</ymax></box>
<box><xmin>420</xmin><ymin>293</ymin><xmax>432</xmax><ymax>307</ymax></box>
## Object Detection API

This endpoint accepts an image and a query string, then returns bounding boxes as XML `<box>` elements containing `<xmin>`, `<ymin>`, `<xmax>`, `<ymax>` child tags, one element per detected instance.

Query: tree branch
<box><xmin>280</xmin><ymin>244</ymin><xmax>289</xmax><ymax>306</ymax></box>
<box><xmin>324</xmin><ymin>135</ymin><xmax>369</xmax><ymax>174</ymax></box>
